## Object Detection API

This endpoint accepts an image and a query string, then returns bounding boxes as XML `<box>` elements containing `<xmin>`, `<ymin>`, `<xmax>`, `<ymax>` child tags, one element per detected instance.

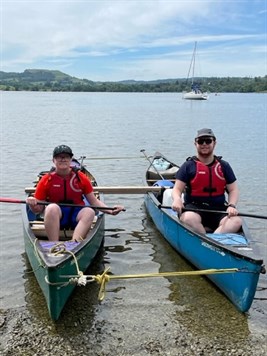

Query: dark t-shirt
<box><xmin>175</xmin><ymin>157</ymin><xmax>237</xmax><ymax>207</ymax></box>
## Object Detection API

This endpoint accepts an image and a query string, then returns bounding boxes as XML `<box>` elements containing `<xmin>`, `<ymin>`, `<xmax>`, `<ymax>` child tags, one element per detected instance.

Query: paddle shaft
<box><xmin>0</xmin><ymin>197</ymin><xmax>125</xmax><ymax>211</ymax></box>
<box><xmin>84</xmin><ymin>156</ymin><xmax>144</xmax><ymax>160</ymax></box>
<box><xmin>140</xmin><ymin>149</ymin><xmax>165</xmax><ymax>180</ymax></box>
<box><xmin>160</xmin><ymin>205</ymin><xmax>267</xmax><ymax>220</ymax></box>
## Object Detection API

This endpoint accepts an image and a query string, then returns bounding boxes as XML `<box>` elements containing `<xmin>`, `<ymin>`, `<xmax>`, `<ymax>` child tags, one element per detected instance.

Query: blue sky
<box><xmin>1</xmin><ymin>0</ymin><xmax>266</xmax><ymax>81</ymax></box>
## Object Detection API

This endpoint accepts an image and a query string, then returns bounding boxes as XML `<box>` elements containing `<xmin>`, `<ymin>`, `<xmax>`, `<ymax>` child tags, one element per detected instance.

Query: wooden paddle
<box><xmin>0</xmin><ymin>197</ymin><xmax>126</xmax><ymax>211</ymax></box>
<box><xmin>160</xmin><ymin>205</ymin><xmax>267</xmax><ymax>220</ymax></box>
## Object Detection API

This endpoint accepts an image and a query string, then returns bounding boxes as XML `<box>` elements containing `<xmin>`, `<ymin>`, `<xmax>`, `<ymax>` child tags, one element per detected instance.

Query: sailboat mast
<box><xmin>186</xmin><ymin>41</ymin><xmax>197</xmax><ymax>85</ymax></box>
<box><xmin>192</xmin><ymin>41</ymin><xmax>197</xmax><ymax>84</ymax></box>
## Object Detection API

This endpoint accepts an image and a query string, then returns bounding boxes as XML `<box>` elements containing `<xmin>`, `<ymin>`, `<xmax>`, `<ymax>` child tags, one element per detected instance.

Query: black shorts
<box><xmin>184</xmin><ymin>203</ymin><xmax>227</xmax><ymax>231</ymax></box>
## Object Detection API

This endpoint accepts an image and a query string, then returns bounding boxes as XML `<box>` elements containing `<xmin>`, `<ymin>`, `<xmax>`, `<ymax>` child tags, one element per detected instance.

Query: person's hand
<box><xmin>172</xmin><ymin>198</ymin><xmax>184</xmax><ymax>215</ymax></box>
<box><xmin>26</xmin><ymin>196</ymin><xmax>38</xmax><ymax>207</ymax></box>
<box><xmin>226</xmin><ymin>205</ymin><xmax>238</xmax><ymax>217</ymax></box>
<box><xmin>26</xmin><ymin>196</ymin><xmax>44</xmax><ymax>213</ymax></box>
<box><xmin>111</xmin><ymin>205</ymin><xmax>125</xmax><ymax>215</ymax></box>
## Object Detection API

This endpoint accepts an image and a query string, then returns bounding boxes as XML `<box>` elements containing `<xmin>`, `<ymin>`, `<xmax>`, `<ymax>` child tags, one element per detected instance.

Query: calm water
<box><xmin>0</xmin><ymin>92</ymin><xmax>266</xmax><ymax>351</ymax></box>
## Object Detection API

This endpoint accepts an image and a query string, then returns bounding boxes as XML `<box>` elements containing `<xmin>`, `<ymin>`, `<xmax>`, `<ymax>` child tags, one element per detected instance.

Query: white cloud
<box><xmin>1</xmin><ymin>1</ymin><xmax>266</xmax><ymax>79</ymax></box>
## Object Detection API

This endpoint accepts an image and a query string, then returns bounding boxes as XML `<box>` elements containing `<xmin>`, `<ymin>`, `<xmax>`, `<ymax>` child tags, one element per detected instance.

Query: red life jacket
<box><xmin>190</xmin><ymin>159</ymin><xmax>226</xmax><ymax>197</ymax></box>
<box><xmin>42</xmin><ymin>170</ymin><xmax>85</xmax><ymax>204</ymax></box>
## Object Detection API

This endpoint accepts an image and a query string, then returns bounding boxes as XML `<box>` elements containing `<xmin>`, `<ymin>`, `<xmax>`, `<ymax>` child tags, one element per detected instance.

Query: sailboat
<box><xmin>183</xmin><ymin>42</ymin><xmax>208</xmax><ymax>100</ymax></box>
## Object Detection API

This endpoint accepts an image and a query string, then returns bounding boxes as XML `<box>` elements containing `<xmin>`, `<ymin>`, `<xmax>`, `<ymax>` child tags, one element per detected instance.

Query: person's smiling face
<box><xmin>195</xmin><ymin>136</ymin><xmax>216</xmax><ymax>157</ymax></box>
<box><xmin>53</xmin><ymin>154</ymin><xmax>72</xmax><ymax>170</ymax></box>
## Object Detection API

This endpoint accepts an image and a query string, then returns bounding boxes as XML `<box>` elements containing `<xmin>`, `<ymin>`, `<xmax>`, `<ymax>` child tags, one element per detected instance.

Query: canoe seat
<box><xmin>30</xmin><ymin>216</ymin><xmax>98</xmax><ymax>240</ymax></box>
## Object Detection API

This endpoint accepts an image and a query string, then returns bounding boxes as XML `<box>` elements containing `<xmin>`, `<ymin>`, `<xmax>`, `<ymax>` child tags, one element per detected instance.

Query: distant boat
<box><xmin>183</xmin><ymin>42</ymin><xmax>208</xmax><ymax>100</ymax></box>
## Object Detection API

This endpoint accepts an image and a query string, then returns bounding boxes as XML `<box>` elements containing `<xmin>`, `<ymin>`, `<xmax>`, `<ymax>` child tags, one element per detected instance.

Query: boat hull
<box><xmin>144</xmin><ymin>193</ymin><xmax>262</xmax><ymax>312</ymax></box>
<box><xmin>22</xmin><ymin>208</ymin><xmax>105</xmax><ymax>320</ymax></box>
<box><xmin>183</xmin><ymin>91</ymin><xmax>208</xmax><ymax>100</ymax></box>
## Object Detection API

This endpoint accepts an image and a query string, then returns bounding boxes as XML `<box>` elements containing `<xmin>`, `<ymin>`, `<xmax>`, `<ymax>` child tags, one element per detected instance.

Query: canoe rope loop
<box><xmin>44</xmin><ymin>242</ymin><xmax>87</xmax><ymax>287</ymax></box>
<box><xmin>91</xmin><ymin>268</ymin><xmax>111</xmax><ymax>301</ymax></box>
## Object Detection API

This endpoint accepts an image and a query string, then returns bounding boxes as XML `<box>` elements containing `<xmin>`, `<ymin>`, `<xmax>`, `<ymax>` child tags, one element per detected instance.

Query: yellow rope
<box><xmin>41</xmin><ymin>242</ymin><xmax>239</xmax><ymax>299</ymax></box>
<box><xmin>45</xmin><ymin>242</ymin><xmax>84</xmax><ymax>287</ymax></box>
<box><xmin>92</xmin><ymin>267</ymin><xmax>239</xmax><ymax>301</ymax></box>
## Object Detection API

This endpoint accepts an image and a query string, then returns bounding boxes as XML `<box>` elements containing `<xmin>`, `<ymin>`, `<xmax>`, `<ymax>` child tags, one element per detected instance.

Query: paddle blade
<box><xmin>0</xmin><ymin>197</ymin><xmax>25</xmax><ymax>204</ymax></box>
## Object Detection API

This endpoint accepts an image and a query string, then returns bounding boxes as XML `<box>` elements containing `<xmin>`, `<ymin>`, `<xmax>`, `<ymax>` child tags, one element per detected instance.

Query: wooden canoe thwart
<box><xmin>25</xmin><ymin>186</ymin><xmax>165</xmax><ymax>194</ymax></box>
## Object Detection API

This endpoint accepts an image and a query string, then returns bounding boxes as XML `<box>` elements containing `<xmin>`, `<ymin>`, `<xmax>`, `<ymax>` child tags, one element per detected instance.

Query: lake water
<box><xmin>0</xmin><ymin>92</ymin><xmax>266</xmax><ymax>354</ymax></box>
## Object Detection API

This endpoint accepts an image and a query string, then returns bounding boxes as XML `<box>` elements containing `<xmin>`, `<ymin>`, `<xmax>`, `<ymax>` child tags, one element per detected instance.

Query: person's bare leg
<box><xmin>180</xmin><ymin>211</ymin><xmax>206</xmax><ymax>234</ymax></box>
<box><xmin>44</xmin><ymin>204</ymin><xmax>62</xmax><ymax>241</ymax></box>
<box><xmin>214</xmin><ymin>216</ymin><xmax>242</xmax><ymax>234</ymax></box>
<box><xmin>72</xmin><ymin>207</ymin><xmax>95</xmax><ymax>241</ymax></box>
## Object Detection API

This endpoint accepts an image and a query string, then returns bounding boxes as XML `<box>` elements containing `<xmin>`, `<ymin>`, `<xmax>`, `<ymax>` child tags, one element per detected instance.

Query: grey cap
<box><xmin>195</xmin><ymin>128</ymin><xmax>216</xmax><ymax>139</ymax></box>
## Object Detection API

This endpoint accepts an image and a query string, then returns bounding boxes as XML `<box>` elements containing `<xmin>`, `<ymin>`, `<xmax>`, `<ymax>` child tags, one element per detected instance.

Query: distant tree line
<box><xmin>0</xmin><ymin>69</ymin><xmax>266</xmax><ymax>93</ymax></box>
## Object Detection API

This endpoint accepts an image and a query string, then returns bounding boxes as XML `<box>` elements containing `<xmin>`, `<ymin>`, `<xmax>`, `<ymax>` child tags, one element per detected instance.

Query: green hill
<box><xmin>0</xmin><ymin>69</ymin><xmax>266</xmax><ymax>93</ymax></box>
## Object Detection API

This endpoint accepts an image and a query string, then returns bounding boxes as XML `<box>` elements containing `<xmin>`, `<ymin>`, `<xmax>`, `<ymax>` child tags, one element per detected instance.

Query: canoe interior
<box><xmin>146</xmin><ymin>153</ymin><xmax>179</xmax><ymax>185</ymax></box>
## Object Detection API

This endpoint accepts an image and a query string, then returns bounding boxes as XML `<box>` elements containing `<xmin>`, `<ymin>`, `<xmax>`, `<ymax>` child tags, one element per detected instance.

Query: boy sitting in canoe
<box><xmin>26</xmin><ymin>145</ymin><xmax>124</xmax><ymax>241</ymax></box>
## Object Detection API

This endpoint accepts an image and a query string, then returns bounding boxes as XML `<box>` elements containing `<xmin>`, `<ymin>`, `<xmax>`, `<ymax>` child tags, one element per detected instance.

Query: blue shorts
<box><xmin>60</xmin><ymin>207</ymin><xmax>83</xmax><ymax>229</ymax></box>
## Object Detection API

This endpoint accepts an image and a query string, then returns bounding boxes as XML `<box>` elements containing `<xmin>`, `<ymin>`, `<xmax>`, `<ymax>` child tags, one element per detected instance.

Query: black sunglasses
<box><xmin>196</xmin><ymin>138</ymin><xmax>214</xmax><ymax>145</ymax></box>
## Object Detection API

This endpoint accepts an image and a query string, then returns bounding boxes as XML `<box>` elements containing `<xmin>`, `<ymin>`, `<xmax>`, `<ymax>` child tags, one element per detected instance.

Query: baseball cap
<box><xmin>195</xmin><ymin>128</ymin><xmax>216</xmax><ymax>139</ymax></box>
<box><xmin>53</xmin><ymin>145</ymin><xmax>73</xmax><ymax>158</ymax></box>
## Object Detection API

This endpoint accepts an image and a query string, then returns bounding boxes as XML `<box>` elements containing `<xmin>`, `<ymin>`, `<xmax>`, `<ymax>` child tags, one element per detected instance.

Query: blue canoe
<box><xmin>144</xmin><ymin>152</ymin><xmax>265</xmax><ymax>312</ymax></box>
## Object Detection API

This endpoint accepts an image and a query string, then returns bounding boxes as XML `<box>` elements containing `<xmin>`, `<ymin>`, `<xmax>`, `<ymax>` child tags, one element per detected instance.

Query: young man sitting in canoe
<box><xmin>26</xmin><ymin>145</ymin><xmax>124</xmax><ymax>241</ymax></box>
<box><xmin>172</xmin><ymin>128</ymin><xmax>242</xmax><ymax>234</ymax></box>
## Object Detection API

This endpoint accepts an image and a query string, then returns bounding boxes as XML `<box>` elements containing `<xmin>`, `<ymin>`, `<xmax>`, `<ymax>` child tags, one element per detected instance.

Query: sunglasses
<box><xmin>196</xmin><ymin>138</ymin><xmax>214</xmax><ymax>145</ymax></box>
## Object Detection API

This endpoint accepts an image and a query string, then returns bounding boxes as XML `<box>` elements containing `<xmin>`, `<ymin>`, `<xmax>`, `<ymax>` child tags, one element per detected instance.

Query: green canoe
<box><xmin>22</xmin><ymin>158</ymin><xmax>105</xmax><ymax>320</ymax></box>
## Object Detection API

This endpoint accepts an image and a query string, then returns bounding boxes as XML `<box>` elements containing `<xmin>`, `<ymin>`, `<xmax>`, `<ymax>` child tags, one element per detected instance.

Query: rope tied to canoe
<box><xmin>88</xmin><ymin>267</ymin><xmax>239</xmax><ymax>301</ymax></box>
<box><xmin>43</xmin><ymin>242</ymin><xmax>240</xmax><ymax>295</ymax></box>
<box><xmin>41</xmin><ymin>242</ymin><xmax>259</xmax><ymax>300</ymax></box>
<box><xmin>44</xmin><ymin>242</ymin><xmax>87</xmax><ymax>287</ymax></box>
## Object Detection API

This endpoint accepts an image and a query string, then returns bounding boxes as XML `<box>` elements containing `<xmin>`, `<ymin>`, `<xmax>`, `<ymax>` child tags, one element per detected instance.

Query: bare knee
<box><xmin>180</xmin><ymin>211</ymin><xmax>201</xmax><ymax>225</ymax></box>
<box><xmin>180</xmin><ymin>211</ymin><xmax>206</xmax><ymax>234</ymax></box>
<box><xmin>216</xmin><ymin>216</ymin><xmax>242</xmax><ymax>233</ymax></box>
<box><xmin>44</xmin><ymin>204</ymin><xmax>61</xmax><ymax>218</ymax></box>
<box><xmin>77</xmin><ymin>207</ymin><xmax>95</xmax><ymax>223</ymax></box>
<box><xmin>230</xmin><ymin>216</ymin><xmax>242</xmax><ymax>231</ymax></box>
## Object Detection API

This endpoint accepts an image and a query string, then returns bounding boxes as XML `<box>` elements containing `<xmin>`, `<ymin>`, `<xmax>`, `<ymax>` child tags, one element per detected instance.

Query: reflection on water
<box><xmin>143</xmin><ymin>213</ymin><xmax>253</xmax><ymax>339</ymax></box>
